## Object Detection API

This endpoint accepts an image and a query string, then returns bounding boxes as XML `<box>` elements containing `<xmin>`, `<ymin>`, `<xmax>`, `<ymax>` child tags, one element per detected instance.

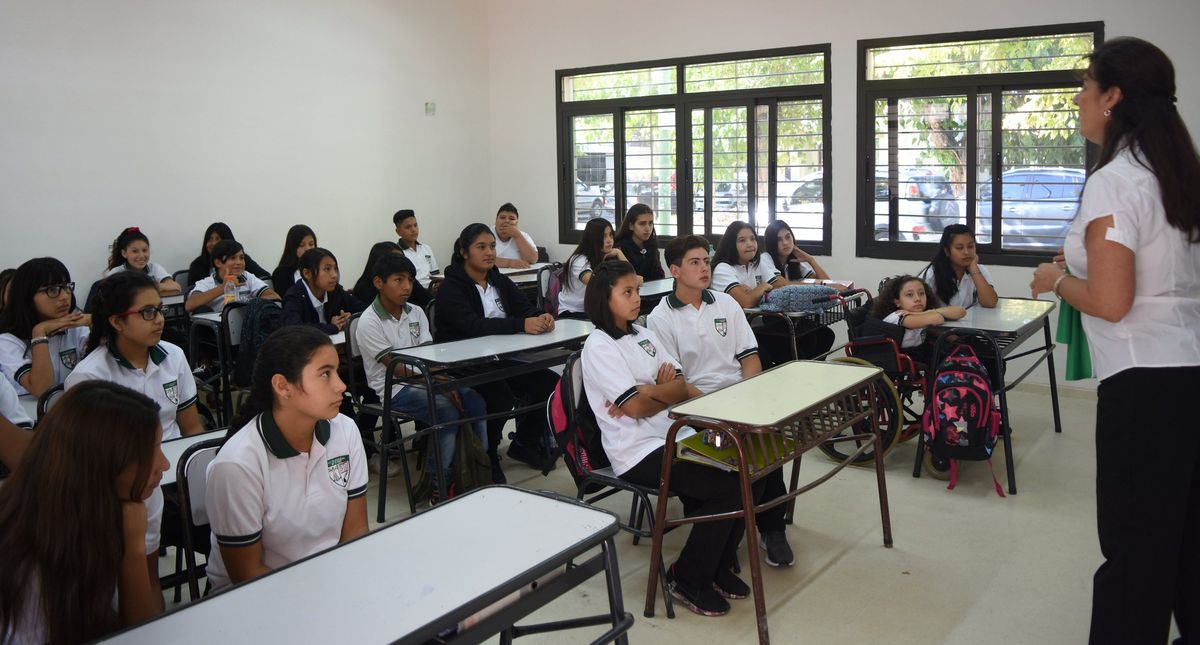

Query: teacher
<box><xmin>1031</xmin><ymin>37</ymin><xmax>1200</xmax><ymax>645</ymax></box>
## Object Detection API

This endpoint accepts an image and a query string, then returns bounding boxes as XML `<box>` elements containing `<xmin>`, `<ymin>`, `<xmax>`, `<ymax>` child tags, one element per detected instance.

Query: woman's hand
<box><xmin>1030</xmin><ymin>261</ymin><xmax>1066</xmax><ymax>298</ymax></box>
<box><xmin>32</xmin><ymin>312</ymin><xmax>88</xmax><ymax>338</ymax></box>
<box><xmin>330</xmin><ymin>311</ymin><xmax>351</xmax><ymax>331</ymax></box>
<box><xmin>122</xmin><ymin>500</ymin><xmax>149</xmax><ymax>549</ymax></box>
<box><xmin>939</xmin><ymin>306</ymin><xmax>968</xmax><ymax>320</ymax></box>
<box><xmin>523</xmin><ymin>314</ymin><xmax>555</xmax><ymax>335</ymax></box>
<box><xmin>655</xmin><ymin>362</ymin><xmax>676</xmax><ymax>385</ymax></box>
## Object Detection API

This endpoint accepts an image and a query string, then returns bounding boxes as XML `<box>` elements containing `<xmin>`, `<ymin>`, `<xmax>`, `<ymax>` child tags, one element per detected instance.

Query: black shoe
<box><xmin>758</xmin><ymin>531</ymin><xmax>795</xmax><ymax>568</ymax></box>
<box><xmin>489</xmin><ymin>452</ymin><xmax>506</xmax><ymax>485</ymax></box>
<box><xmin>712</xmin><ymin>568</ymin><xmax>750</xmax><ymax>600</ymax></box>
<box><xmin>666</xmin><ymin>565</ymin><xmax>729</xmax><ymax>617</ymax></box>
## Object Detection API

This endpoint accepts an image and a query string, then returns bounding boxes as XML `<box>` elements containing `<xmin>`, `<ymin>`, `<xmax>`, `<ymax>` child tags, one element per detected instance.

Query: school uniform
<box><xmin>351</xmin><ymin>274</ymin><xmax>432</xmax><ymax>311</ymax></box>
<box><xmin>0</xmin><ymin>375</ymin><xmax>32</xmax><ymax>427</ymax></box>
<box><xmin>769</xmin><ymin>255</ymin><xmax>815</xmax><ymax>281</ymax></box>
<box><xmin>557</xmin><ymin>255</ymin><xmax>591</xmax><ymax>316</ymax></box>
<box><xmin>65</xmin><ymin>341</ymin><xmax>197</xmax><ymax>441</ymax></box>
<box><xmin>270</xmin><ymin>267</ymin><xmax>302</xmax><ymax>295</ymax></box>
<box><xmin>205</xmin><ymin>412</ymin><xmax>368</xmax><ymax>591</ymax></box>
<box><xmin>710</xmin><ymin>253</ymin><xmax>783</xmax><ymax>298</ymax></box>
<box><xmin>712</xmin><ymin>254</ymin><xmax>816</xmax><ymax>366</ymax></box>
<box><xmin>187</xmin><ymin>254</ymin><xmax>270</xmax><ymax>290</ymax></box>
<box><xmin>918</xmin><ymin>264</ymin><xmax>994</xmax><ymax>308</ymax></box>
<box><xmin>281</xmin><ymin>281</ymin><xmax>366</xmax><ymax>335</ymax></box>
<box><xmin>0</xmin><ymin>327</ymin><xmax>89</xmax><ymax>396</ymax></box>
<box><xmin>882</xmin><ymin>311</ymin><xmax>927</xmax><ymax>349</ymax></box>
<box><xmin>189</xmin><ymin>272</ymin><xmax>271</xmax><ymax>315</ymax></box>
<box><xmin>104</xmin><ymin>261</ymin><xmax>173</xmax><ymax>284</ymax></box>
<box><xmin>400</xmin><ymin>241</ymin><xmax>440</xmax><ymax>288</ymax></box>
<box><xmin>490</xmin><ymin>227</ymin><xmax>536</xmax><ymax>261</ymax></box>
<box><xmin>617</xmin><ymin>237</ymin><xmax>664</xmax><ymax>281</ymax></box>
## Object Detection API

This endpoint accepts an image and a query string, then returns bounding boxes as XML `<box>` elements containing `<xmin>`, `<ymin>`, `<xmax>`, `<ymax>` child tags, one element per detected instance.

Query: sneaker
<box><xmin>712</xmin><ymin>568</ymin><xmax>750</xmax><ymax>600</ymax></box>
<box><xmin>368</xmin><ymin>456</ymin><xmax>402</xmax><ymax>478</ymax></box>
<box><xmin>489</xmin><ymin>452</ymin><xmax>507</xmax><ymax>485</ymax></box>
<box><xmin>665</xmin><ymin>565</ymin><xmax>729</xmax><ymax>617</ymax></box>
<box><xmin>758</xmin><ymin>531</ymin><xmax>795</xmax><ymax>567</ymax></box>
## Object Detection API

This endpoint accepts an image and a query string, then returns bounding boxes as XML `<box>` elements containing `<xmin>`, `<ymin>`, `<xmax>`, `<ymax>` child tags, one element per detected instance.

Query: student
<box><xmin>647</xmin><ymin>235</ymin><xmax>794</xmax><ymax>566</ymax></box>
<box><xmin>581</xmin><ymin>260</ymin><xmax>765</xmax><ymax>617</ymax></box>
<box><xmin>558</xmin><ymin>217</ymin><xmax>631</xmax><ymax>319</ymax></box>
<box><xmin>0</xmin><ymin>268</ymin><xmax>17</xmax><ymax>315</ymax></box>
<box><xmin>434</xmin><ymin>223</ymin><xmax>560</xmax><ymax>479</ymax></box>
<box><xmin>186</xmin><ymin>240</ymin><xmax>279</xmax><ymax>314</ymax></box>
<box><xmin>0</xmin><ymin>257</ymin><xmax>89</xmax><ymax>397</ymax></box>
<box><xmin>491</xmin><ymin>202</ymin><xmax>538</xmax><ymax>268</ymax></box>
<box><xmin>0</xmin><ymin>381</ymin><xmax>168</xmax><ymax>643</ymax></box>
<box><xmin>351</xmin><ymin>242</ymin><xmax>432</xmax><ymax>309</ymax></box>
<box><xmin>205</xmin><ymin>326</ymin><xmax>369</xmax><ymax>590</ymax></box>
<box><xmin>355</xmin><ymin>253</ymin><xmax>488</xmax><ymax>495</ymax></box>
<box><xmin>281</xmin><ymin>248</ymin><xmax>366</xmax><ymax>335</ymax></box>
<box><xmin>186</xmin><ymin>222</ymin><xmax>270</xmax><ymax>289</ymax></box>
<box><xmin>872</xmin><ymin>275</ymin><xmax>966</xmax><ymax>364</ymax></box>
<box><xmin>103</xmin><ymin>227</ymin><xmax>181</xmax><ymax>296</ymax></box>
<box><xmin>0</xmin><ymin>377</ymin><xmax>32</xmax><ymax>469</ymax></box>
<box><xmin>394</xmin><ymin>209</ymin><xmax>440</xmax><ymax>289</ymax></box>
<box><xmin>919</xmin><ymin>224</ymin><xmax>999</xmax><ymax>309</ymax></box>
<box><xmin>615</xmin><ymin>204</ymin><xmax>665</xmax><ymax>281</ymax></box>
<box><xmin>763</xmin><ymin>220</ymin><xmax>830</xmax><ymax>281</ymax></box>
<box><xmin>271</xmin><ymin>224</ymin><xmax>317</xmax><ymax>293</ymax></box>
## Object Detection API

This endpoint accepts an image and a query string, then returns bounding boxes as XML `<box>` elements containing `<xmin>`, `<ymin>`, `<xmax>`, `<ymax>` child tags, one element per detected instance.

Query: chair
<box><xmin>172</xmin><ymin>269</ymin><xmax>191</xmax><ymax>291</ymax></box>
<box><xmin>174</xmin><ymin>436</ymin><xmax>223</xmax><ymax>600</ymax></box>
<box><xmin>536</xmin><ymin>246</ymin><xmax>549</xmax><ymax>263</ymax></box>
<box><xmin>424</xmin><ymin>299</ymin><xmax>436</xmax><ymax>342</ymax></box>
<box><xmin>35</xmin><ymin>383</ymin><xmax>65</xmax><ymax>421</ymax></box>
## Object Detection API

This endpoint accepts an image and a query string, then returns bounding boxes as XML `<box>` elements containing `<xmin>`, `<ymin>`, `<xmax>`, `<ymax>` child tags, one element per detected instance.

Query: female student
<box><xmin>271</xmin><ymin>224</ymin><xmax>318</xmax><ymax>293</ymax></box>
<box><xmin>281</xmin><ymin>248</ymin><xmax>366</xmax><ymax>334</ymax></box>
<box><xmin>0</xmin><ymin>381</ymin><xmax>168</xmax><ymax>643</ymax></box>
<box><xmin>919</xmin><ymin>224</ymin><xmax>998</xmax><ymax>308</ymax></box>
<box><xmin>394</xmin><ymin>209</ymin><xmax>440</xmax><ymax>289</ymax></box>
<box><xmin>0</xmin><ymin>257</ymin><xmax>89</xmax><ymax>397</ymax></box>
<box><xmin>872</xmin><ymin>275</ymin><xmax>965</xmax><ymax>364</ymax></box>
<box><xmin>580</xmin><ymin>260</ymin><xmax>765</xmax><ymax>617</ymax></box>
<box><xmin>186</xmin><ymin>240</ymin><xmax>280</xmax><ymax>314</ymax></box>
<box><xmin>351</xmin><ymin>242</ymin><xmax>432</xmax><ymax>309</ymax></box>
<box><xmin>558</xmin><ymin>217</ymin><xmax>631</xmax><ymax>319</ymax></box>
<box><xmin>615</xmin><ymin>204</ymin><xmax>665</xmax><ymax>281</ymax></box>
<box><xmin>205</xmin><ymin>326</ymin><xmax>369</xmax><ymax>590</ymax></box>
<box><xmin>0</xmin><ymin>268</ymin><xmax>15</xmax><ymax>314</ymax></box>
<box><xmin>492</xmin><ymin>202</ymin><xmax>538</xmax><ymax>268</ymax></box>
<box><xmin>186</xmin><ymin>222</ymin><xmax>270</xmax><ymax>289</ymax></box>
<box><xmin>103</xmin><ymin>227</ymin><xmax>181</xmax><ymax>295</ymax></box>
<box><xmin>763</xmin><ymin>220</ymin><xmax>830</xmax><ymax>281</ymax></box>
<box><xmin>434</xmin><ymin>223</ymin><xmax>560</xmax><ymax>480</ymax></box>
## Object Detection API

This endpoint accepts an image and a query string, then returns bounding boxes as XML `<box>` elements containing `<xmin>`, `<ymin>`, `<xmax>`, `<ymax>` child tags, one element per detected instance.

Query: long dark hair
<box><xmin>298</xmin><ymin>248</ymin><xmax>338</xmax><ymax>289</ymax></box>
<box><xmin>451</xmin><ymin>223</ymin><xmax>496</xmax><ymax>267</ymax></box>
<box><xmin>615</xmin><ymin>204</ymin><xmax>658</xmax><ymax>250</ymax></box>
<box><xmin>711</xmin><ymin>221</ymin><xmax>760</xmax><ymax>270</ymax></box>
<box><xmin>583</xmin><ymin>260</ymin><xmax>638</xmax><ymax>337</ymax></box>
<box><xmin>764</xmin><ymin>220</ymin><xmax>807</xmax><ymax>277</ymax></box>
<box><xmin>229</xmin><ymin>326</ymin><xmax>333</xmax><ymax>432</ymax></box>
<box><xmin>0</xmin><ymin>269</ymin><xmax>16</xmax><ymax>314</ymax></box>
<box><xmin>927</xmin><ymin>224</ymin><xmax>974</xmax><ymax>305</ymax></box>
<box><xmin>275</xmin><ymin>225</ymin><xmax>317</xmax><ymax>273</ymax></box>
<box><xmin>353</xmin><ymin>242</ymin><xmax>403</xmax><ymax>297</ymax></box>
<box><xmin>872</xmin><ymin>274</ymin><xmax>943</xmax><ymax>318</ymax></box>
<box><xmin>85</xmin><ymin>271</ymin><xmax>159</xmax><ymax>356</ymax></box>
<box><xmin>1089</xmin><ymin>37</ymin><xmax>1200</xmax><ymax>242</ymax></box>
<box><xmin>106</xmin><ymin>227</ymin><xmax>152</xmax><ymax>271</ymax></box>
<box><xmin>0</xmin><ymin>258</ymin><xmax>76</xmax><ymax>341</ymax></box>
<box><xmin>0</xmin><ymin>381</ymin><xmax>160</xmax><ymax>644</ymax></box>
<box><xmin>564</xmin><ymin>218</ymin><xmax>613</xmax><ymax>290</ymax></box>
<box><xmin>194</xmin><ymin>222</ymin><xmax>236</xmax><ymax>270</ymax></box>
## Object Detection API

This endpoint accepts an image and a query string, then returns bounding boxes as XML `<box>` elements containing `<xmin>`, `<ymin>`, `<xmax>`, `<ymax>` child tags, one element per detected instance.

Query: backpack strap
<box><xmin>987</xmin><ymin>459</ymin><xmax>1007</xmax><ymax>498</ymax></box>
<box><xmin>945</xmin><ymin>459</ymin><xmax>1007</xmax><ymax>498</ymax></box>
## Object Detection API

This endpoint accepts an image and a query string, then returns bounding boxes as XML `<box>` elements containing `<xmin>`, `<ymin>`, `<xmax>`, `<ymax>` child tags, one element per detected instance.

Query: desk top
<box><xmin>391</xmin><ymin>319</ymin><xmax>593</xmax><ymax>366</ymax></box>
<box><xmin>104</xmin><ymin>487</ymin><xmax>617</xmax><ymax>643</ymax></box>
<box><xmin>161</xmin><ymin>429</ymin><xmax>228</xmax><ymax>487</ymax></box>
<box><xmin>192</xmin><ymin>312</ymin><xmax>344</xmax><ymax>344</ymax></box>
<box><xmin>639</xmin><ymin>278</ymin><xmax>674</xmax><ymax>298</ymax></box>
<box><xmin>939</xmin><ymin>297</ymin><xmax>1056</xmax><ymax>335</ymax></box>
<box><xmin>162</xmin><ymin>294</ymin><xmax>184</xmax><ymax>306</ymax></box>
<box><xmin>499</xmin><ymin>262</ymin><xmax>552</xmax><ymax>277</ymax></box>
<box><xmin>670</xmin><ymin>360</ymin><xmax>881</xmax><ymax>428</ymax></box>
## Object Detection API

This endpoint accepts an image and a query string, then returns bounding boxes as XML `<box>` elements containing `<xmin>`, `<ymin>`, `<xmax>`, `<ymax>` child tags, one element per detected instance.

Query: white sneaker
<box><xmin>368</xmin><ymin>456</ymin><xmax>402</xmax><ymax>478</ymax></box>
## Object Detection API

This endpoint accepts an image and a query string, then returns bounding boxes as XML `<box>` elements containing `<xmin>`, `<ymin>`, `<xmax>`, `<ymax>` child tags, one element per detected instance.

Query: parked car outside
<box><xmin>977</xmin><ymin>167</ymin><xmax>1085</xmax><ymax>250</ymax></box>
<box><xmin>574</xmin><ymin>178</ymin><xmax>614</xmax><ymax>224</ymax></box>
<box><xmin>777</xmin><ymin>170</ymin><xmax>955</xmax><ymax>241</ymax></box>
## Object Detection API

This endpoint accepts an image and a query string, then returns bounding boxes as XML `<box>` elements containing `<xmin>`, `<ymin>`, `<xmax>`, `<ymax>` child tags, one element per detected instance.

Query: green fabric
<box><xmin>1055</xmin><ymin>299</ymin><xmax>1094</xmax><ymax>380</ymax></box>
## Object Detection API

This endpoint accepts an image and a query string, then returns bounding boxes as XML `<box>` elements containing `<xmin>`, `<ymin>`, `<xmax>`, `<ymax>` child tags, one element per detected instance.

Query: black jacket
<box><xmin>616</xmin><ymin>237</ymin><xmax>664</xmax><ymax>281</ymax></box>
<box><xmin>434</xmin><ymin>263</ymin><xmax>538</xmax><ymax>342</ymax></box>
<box><xmin>271</xmin><ymin>266</ymin><xmax>300</xmax><ymax>297</ymax></box>
<box><xmin>281</xmin><ymin>282</ymin><xmax>366</xmax><ymax>335</ymax></box>
<box><xmin>186</xmin><ymin>254</ymin><xmax>270</xmax><ymax>291</ymax></box>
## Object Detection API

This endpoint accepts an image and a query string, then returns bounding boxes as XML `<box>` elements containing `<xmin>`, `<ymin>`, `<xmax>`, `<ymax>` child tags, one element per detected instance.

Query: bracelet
<box><xmin>1051</xmin><ymin>273</ymin><xmax>1070</xmax><ymax>299</ymax></box>
<box><xmin>29</xmin><ymin>336</ymin><xmax>48</xmax><ymax>347</ymax></box>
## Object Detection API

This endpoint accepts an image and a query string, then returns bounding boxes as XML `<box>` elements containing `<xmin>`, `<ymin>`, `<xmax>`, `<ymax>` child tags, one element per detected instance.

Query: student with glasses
<box><xmin>0</xmin><ymin>257</ymin><xmax>90</xmax><ymax>397</ymax></box>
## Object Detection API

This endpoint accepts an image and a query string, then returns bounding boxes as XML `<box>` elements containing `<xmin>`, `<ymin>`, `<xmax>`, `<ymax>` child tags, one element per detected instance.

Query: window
<box><xmin>857</xmin><ymin>23</ymin><xmax>1102</xmax><ymax>265</ymax></box>
<box><xmin>557</xmin><ymin>46</ymin><xmax>831</xmax><ymax>251</ymax></box>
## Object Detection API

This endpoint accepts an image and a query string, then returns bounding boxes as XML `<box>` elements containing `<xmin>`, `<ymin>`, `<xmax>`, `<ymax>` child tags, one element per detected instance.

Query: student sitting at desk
<box><xmin>281</xmin><ymin>248</ymin><xmax>366</xmax><ymax>335</ymax></box>
<box><xmin>0</xmin><ymin>381</ymin><xmax>168</xmax><ymax>642</ymax></box>
<box><xmin>186</xmin><ymin>222</ymin><xmax>271</xmax><ymax>290</ymax></box>
<box><xmin>271</xmin><ymin>224</ymin><xmax>317</xmax><ymax>294</ymax></box>
<box><xmin>647</xmin><ymin>235</ymin><xmax>794</xmax><ymax>567</ymax></box>
<box><xmin>491</xmin><ymin>202</ymin><xmax>538</xmax><ymax>268</ymax></box>
<box><xmin>763</xmin><ymin>220</ymin><xmax>830</xmax><ymax>282</ymax></box>
<box><xmin>0</xmin><ymin>257</ymin><xmax>90</xmax><ymax>398</ymax></box>
<box><xmin>581</xmin><ymin>260</ymin><xmax>767</xmax><ymax>618</ymax></box>
<box><xmin>351</xmin><ymin>242</ymin><xmax>432</xmax><ymax>309</ymax></box>
<box><xmin>918</xmin><ymin>224</ymin><xmax>998</xmax><ymax>309</ymax></box>
<box><xmin>615</xmin><ymin>204</ymin><xmax>665</xmax><ymax>281</ymax></box>
<box><xmin>186</xmin><ymin>240</ymin><xmax>280</xmax><ymax>314</ymax></box>
<box><xmin>205</xmin><ymin>326</ymin><xmax>369</xmax><ymax>591</ymax></box>
<box><xmin>435</xmin><ymin>223</ymin><xmax>560</xmax><ymax>480</ymax></box>
<box><xmin>559</xmin><ymin>217</ymin><xmax>633</xmax><ymax>320</ymax></box>
<box><xmin>873</xmin><ymin>275</ymin><xmax>966</xmax><ymax>365</ymax></box>
<box><xmin>103</xmin><ymin>227</ymin><xmax>182</xmax><ymax>296</ymax></box>
<box><xmin>394</xmin><ymin>209</ymin><xmax>440</xmax><ymax>289</ymax></box>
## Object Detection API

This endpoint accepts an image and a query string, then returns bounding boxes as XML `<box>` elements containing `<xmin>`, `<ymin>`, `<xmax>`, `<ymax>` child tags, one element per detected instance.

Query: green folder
<box><xmin>1055</xmin><ymin>299</ymin><xmax>1094</xmax><ymax>381</ymax></box>
<box><xmin>676</xmin><ymin>431</ymin><xmax>795</xmax><ymax>473</ymax></box>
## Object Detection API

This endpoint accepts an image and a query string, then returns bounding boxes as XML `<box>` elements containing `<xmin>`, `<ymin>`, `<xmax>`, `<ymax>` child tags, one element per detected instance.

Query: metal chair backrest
<box><xmin>424</xmin><ymin>299</ymin><xmax>436</xmax><ymax>341</ymax></box>
<box><xmin>176</xmin><ymin>436</ymin><xmax>223</xmax><ymax>599</ymax></box>
<box><xmin>222</xmin><ymin>302</ymin><xmax>248</xmax><ymax>348</ymax></box>
<box><xmin>36</xmin><ymin>383</ymin><xmax>65</xmax><ymax>420</ymax></box>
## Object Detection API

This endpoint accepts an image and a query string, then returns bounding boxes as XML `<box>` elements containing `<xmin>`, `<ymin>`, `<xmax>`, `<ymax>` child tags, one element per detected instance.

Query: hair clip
<box><xmin>123</xmin><ymin>226</ymin><xmax>141</xmax><ymax>234</ymax></box>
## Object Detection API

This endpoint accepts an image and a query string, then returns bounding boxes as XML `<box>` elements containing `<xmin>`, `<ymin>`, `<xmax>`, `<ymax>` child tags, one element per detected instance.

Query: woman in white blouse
<box><xmin>1031</xmin><ymin>38</ymin><xmax>1200</xmax><ymax>645</ymax></box>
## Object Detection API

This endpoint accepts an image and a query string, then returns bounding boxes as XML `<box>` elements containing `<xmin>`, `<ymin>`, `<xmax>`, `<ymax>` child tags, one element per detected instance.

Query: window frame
<box><xmin>855</xmin><ymin>22</ymin><xmax>1104</xmax><ymax>266</ymax></box>
<box><xmin>556</xmin><ymin>44</ymin><xmax>832</xmax><ymax>252</ymax></box>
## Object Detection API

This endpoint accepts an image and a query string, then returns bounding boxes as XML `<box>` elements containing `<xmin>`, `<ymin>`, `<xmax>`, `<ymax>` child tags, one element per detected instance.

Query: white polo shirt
<box><xmin>557</xmin><ymin>255</ymin><xmax>591</xmax><ymax>315</ymax></box>
<box><xmin>0</xmin><ymin>376</ymin><xmax>32</xmax><ymax>427</ymax></box>
<box><xmin>711</xmin><ymin>253</ymin><xmax>783</xmax><ymax>297</ymax></box>
<box><xmin>190</xmin><ymin>272</ymin><xmax>271</xmax><ymax>314</ymax></box>
<box><xmin>104</xmin><ymin>261</ymin><xmax>172</xmax><ymax>284</ymax></box>
<box><xmin>402</xmin><ymin>242</ymin><xmax>440</xmax><ymax>288</ymax></box>
<box><xmin>918</xmin><ymin>264</ymin><xmax>993</xmax><ymax>309</ymax></box>
<box><xmin>491</xmin><ymin>226</ymin><xmax>536</xmax><ymax>261</ymax></box>
<box><xmin>65</xmin><ymin>341</ymin><xmax>197</xmax><ymax>441</ymax></box>
<box><xmin>354</xmin><ymin>298</ymin><xmax>431</xmax><ymax>401</ymax></box>
<box><xmin>647</xmin><ymin>289</ymin><xmax>758</xmax><ymax>394</ymax></box>
<box><xmin>883</xmin><ymin>311</ymin><xmax>927</xmax><ymax>349</ymax></box>
<box><xmin>581</xmin><ymin>325</ymin><xmax>689</xmax><ymax>476</ymax></box>
<box><xmin>205</xmin><ymin>412</ymin><xmax>368</xmax><ymax>591</ymax></box>
<box><xmin>0</xmin><ymin>327</ymin><xmax>89</xmax><ymax>396</ymax></box>
<box><xmin>477</xmin><ymin>282</ymin><xmax>507</xmax><ymax>319</ymax></box>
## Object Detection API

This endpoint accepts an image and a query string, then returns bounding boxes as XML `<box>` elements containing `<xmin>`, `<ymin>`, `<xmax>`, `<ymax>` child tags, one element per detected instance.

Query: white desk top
<box><xmin>192</xmin><ymin>312</ymin><xmax>344</xmax><ymax>344</ymax></box>
<box><xmin>670</xmin><ymin>360</ymin><xmax>881</xmax><ymax>428</ymax></box>
<box><xmin>939</xmin><ymin>297</ymin><xmax>1056</xmax><ymax>335</ymax></box>
<box><xmin>104</xmin><ymin>487</ymin><xmax>617</xmax><ymax>643</ymax></box>
<box><xmin>162</xmin><ymin>294</ymin><xmax>184</xmax><ymax>306</ymax></box>
<box><xmin>192</xmin><ymin>312</ymin><xmax>220</xmax><ymax>324</ymax></box>
<box><xmin>499</xmin><ymin>262</ymin><xmax>551</xmax><ymax>277</ymax></box>
<box><xmin>639</xmin><ymin>278</ymin><xmax>674</xmax><ymax>298</ymax></box>
<box><xmin>391</xmin><ymin>319</ymin><xmax>593</xmax><ymax>366</ymax></box>
<box><xmin>161</xmin><ymin>429</ymin><xmax>228</xmax><ymax>487</ymax></box>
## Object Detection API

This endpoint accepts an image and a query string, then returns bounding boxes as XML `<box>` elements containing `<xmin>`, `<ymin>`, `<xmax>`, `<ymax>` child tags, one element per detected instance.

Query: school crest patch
<box><xmin>327</xmin><ymin>455</ymin><xmax>350</xmax><ymax>487</ymax></box>
<box><xmin>162</xmin><ymin>380</ymin><xmax>179</xmax><ymax>405</ymax></box>
<box><xmin>714</xmin><ymin>318</ymin><xmax>728</xmax><ymax>337</ymax></box>
<box><xmin>494</xmin><ymin>297</ymin><xmax>506</xmax><ymax>313</ymax></box>
<box><xmin>409</xmin><ymin>321</ymin><xmax>421</xmax><ymax>343</ymax></box>
<box><xmin>58</xmin><ymin>348</ymin><xmax>78</xmax><ymax>370</ymax></box>
<box><xmin>638</xmin><ymin>339</ymin><xmax>657</xmax><ymax>357</ymax></box>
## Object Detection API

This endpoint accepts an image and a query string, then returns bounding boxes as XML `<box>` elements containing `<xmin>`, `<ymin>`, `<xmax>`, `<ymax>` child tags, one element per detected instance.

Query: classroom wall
<box><xmin>485</xmin><ymin>0</ymin><xmax>1200</xmax><ymax>391</ymax></box>
<box><xmin>0</xmin><ymin>0</ymin><xmax>491</xmax><ymax>288</ymax></box>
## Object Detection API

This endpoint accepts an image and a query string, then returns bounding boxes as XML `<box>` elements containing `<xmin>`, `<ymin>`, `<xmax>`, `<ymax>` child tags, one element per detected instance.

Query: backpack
<box><xmin>233</xmin><ymin>300</ymin><xmax>283</xmax><ymax>387</ymax></box>
<box><xmin>921</xmin><ymin>344</ymin><xmax>1005</xmax><ymax>497</ymax></box>
<box><xmin>452</xmin><ymin>424</ymin><xmax>493</xmax><ymax>495</ymax></box>
<box><xmin>541</xmin><ymin>266</ymin><xmax>563</xmax><ymax>315</ymax></box>
<box><xmin>548</xmin><ymin>372</ymin><xmax>610</xmax><ymax>494</ymax></box>
<box><xmin>759</xmin><ymin>284</ymin><xmax>837</xmax><ymax>313</ymax></box>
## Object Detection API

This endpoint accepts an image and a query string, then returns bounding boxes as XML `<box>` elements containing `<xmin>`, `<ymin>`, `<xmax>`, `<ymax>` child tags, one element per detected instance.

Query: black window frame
<box><xmin>856</xmin><ymin>22</ymin><xmax>1104</xmax><ymax>266</ymax></box>
<box><xmin>556</xmin><ymin>44</ymin><xmax>832</xmax><ymax>252</ymax></box>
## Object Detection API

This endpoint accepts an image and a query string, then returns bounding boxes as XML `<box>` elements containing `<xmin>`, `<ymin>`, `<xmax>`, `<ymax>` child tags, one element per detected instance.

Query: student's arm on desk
<box><xmin>727</xmin><ymin>282</ymin><xmax>772</xmax><ymax>309</ymax></box>
<box><xmin>738</xmin><ymin>353</ymin><xmax>762</xmax><ymax>379</ymax></box>
<box><xmin>220</xmin><ymin>542</ymin><xmax>273</xmax><ymax>584</ymax></box>
<box><xmin>340</xmin><ymin>497</ymin><xmax>368</xmax><ymax>542</ymax></box>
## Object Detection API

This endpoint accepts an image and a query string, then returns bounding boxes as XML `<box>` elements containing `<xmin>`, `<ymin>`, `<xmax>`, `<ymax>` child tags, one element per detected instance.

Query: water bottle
<box><xmin>223</xmin><ymin>274</ymin><xmax>238</xmax><ymax>305</ymax></box>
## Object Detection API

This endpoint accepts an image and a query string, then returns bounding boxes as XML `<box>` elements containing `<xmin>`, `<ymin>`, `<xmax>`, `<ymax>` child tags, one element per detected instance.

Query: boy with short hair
<box><xmin>491</xmin><ymin>203</ymin><xmax>538</xmax><ymax>268</ymax></box>
<box><xmin>393</xmin><ymin>209</ymin><xmax>440</xmax><ymax>289</ymax></box>
<box><xmin>647</xmin><ymin>234</ymin><xmax>795</xmax><ymax>567</ymax></box>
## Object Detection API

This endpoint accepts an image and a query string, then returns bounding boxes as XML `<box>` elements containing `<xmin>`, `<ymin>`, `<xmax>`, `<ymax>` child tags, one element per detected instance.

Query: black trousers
<box><xmin>472</xmin><ymin>365</ymin><xmax>560</xmax><ymax>456</ymax></box>
<box><xmin>1090</xmin><ymin>366</ymin><xmax>1200</xmax><ymax>645</ymax></box>
<box><xmin>754</xmin><ymin>317</ymin><xmax>836</xmax><ymax>367</ymax></box>
<box><xmin>620</xmin><ymin>446</ymin><xmax>785</xmax><ymax>587</ymax></box>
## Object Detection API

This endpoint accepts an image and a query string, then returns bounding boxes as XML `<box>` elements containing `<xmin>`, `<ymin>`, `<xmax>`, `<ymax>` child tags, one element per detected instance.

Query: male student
<box><xmin>647</xmin><ymin>234</ymin><xmax>795</xmax><ymax>567</ymax></box>
<box><xmin>490</xmin><ymin>203</ymin><xmax>538</xmax><ymax>268</ymax></box>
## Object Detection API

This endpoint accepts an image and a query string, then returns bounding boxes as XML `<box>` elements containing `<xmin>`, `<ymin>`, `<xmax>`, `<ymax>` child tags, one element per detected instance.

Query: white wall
<box><xmin>0</xmin><ymin>0</ymin><xmax>491</xmax><ymax>286</ymax></box>
<box><xmin>485</xmin><ymin>0</ymin><xmax>1200</xmax><ymax>390</ymax></box>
